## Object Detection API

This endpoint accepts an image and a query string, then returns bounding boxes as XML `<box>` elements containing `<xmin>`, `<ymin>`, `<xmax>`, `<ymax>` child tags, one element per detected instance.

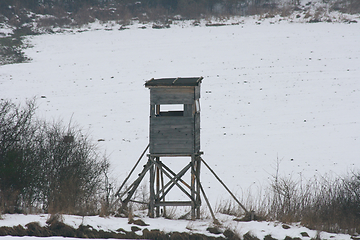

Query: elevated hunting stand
<box><xmin>146</xmin><ymin>77</ymin><xmax>202</xmax><ymax>219</ymax></box>
<box><xmin>115</xmin><ymin>77</ymin><xmax>248</xmax><ymax>222</ymax></box>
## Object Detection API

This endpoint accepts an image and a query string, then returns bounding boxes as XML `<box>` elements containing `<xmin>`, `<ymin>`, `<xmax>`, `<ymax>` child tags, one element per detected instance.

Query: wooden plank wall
<box><xmin>150</xmin><ymin>87</ymin><xmax>194</xmax><ymax>104</ymax></box>
<box><xmin>148</xmin><ymin>85</ymin><xmax>201</xmax><ymax>155</ymax></box>
<box><xmin>194</xmin><ymin>114</ymin><xmax>200</xmax><ymax>152</ymax></box>
<box><xmin>195</xmin><ymin>86</ymin><xmax>200</xmax><ymax>100</ymax></box>
<box><xmin>150</xmin><ymin>117</ymin><xmax>194</xmax><ymax>154</ymax></box>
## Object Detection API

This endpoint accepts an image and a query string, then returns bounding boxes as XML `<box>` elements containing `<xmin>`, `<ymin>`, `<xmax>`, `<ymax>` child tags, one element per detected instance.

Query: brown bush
<box><xmin>0</xmin><ymin>99</ymin><xmax>109</xmax><ymax>215</ymax></box>
<box><xmin>37</xmin><ymin>16</ymin><xmax>72</xmax><ymax>28</ymax></box>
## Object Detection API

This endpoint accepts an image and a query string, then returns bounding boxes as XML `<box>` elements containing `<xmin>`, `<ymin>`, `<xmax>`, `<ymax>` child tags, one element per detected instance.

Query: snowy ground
<box><xmin>1</xmin><ymin>13</ymin><xmax>360</xmax><ymax>239</ymax></box>
<box><xmin>0</xmin><ymin>213</ymin><xmax>353</xmax><ymax>239</ymax></box>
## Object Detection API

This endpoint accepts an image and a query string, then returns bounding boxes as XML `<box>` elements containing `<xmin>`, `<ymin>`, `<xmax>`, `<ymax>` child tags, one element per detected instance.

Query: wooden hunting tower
<box><xmin>145</xmin><ymin>77</ymin><xmax>202</xmax><ymax>155</ymax></box>
<box><xmin>116</xmin><ymin>76</ymin><xmax>246</xmax><ymax>222</ymax></box>
<box><xmin>145</xmin><ymin>77</ymin><xmax>203</xmax><ymax>219</ymax></box>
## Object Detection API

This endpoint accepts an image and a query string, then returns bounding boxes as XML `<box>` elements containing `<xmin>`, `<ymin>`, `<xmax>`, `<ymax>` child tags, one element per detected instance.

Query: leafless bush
<box><xmin>330</xmin><ymin>0</ymin><xmax>360</xmax><ymax>14</ymax></box>
<box><xmin>0</xmin><ymin>98</ymin><xmax>38</xmax><ymax>213</ymax></box>
<box><xmin>72</xmin><ymin>6</ymin><xmax>96</xmax><ymax>26</ymax></box>
<box><xmin>260</xmin><ymin>170</ymin><xmax>360</xmax><ymax>234</ymax></box>
<box><xmin>300</xmin><ymin>172</ymin><xmax>360</xmax><ymax>234</ymax></box>
<box><xmin>0</xmin><ymin>98</ymin><xmax>109</xmax><ymax>215</ymax></box>
<box><xmin>216</xmin><ymin>199</ymin><xmax>243</xmax><ymax>217</ymax></box>
<box><xmin>143</xmin><ymin>7</ymin><xmax>170</xmax><ymax>22</ymax></box>
<box><xmin>35</xmin><ymin>119</ymin><xmax>109</xmax><ymax>215</ymax></box>
<box><xmin>175</xmin><ymin>0</ymin><xmax>209</xmax><ymax>19</ymax></box>
<box><xmin>215</xmin><ymin>155</ymin><xmax>360</xmax><ymax>234</ymax></box>
<box><xmin>37</xmin><ymin>16</ymin><xmax>72</xmax><ymax>28</ymax></box>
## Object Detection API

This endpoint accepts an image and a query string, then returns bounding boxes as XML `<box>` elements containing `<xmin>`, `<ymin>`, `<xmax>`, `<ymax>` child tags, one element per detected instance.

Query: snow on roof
<box><xmin>145</xmin><ymin>77</ymin><xmax>203</xmax><ymax>87</ymax></box>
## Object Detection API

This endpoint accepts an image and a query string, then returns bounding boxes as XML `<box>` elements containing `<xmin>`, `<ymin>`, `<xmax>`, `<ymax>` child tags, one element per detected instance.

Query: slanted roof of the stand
<box><xmin>145</xmin><ymin>77</ymin><xmax>203</xmax><ymax>87</ymax></box>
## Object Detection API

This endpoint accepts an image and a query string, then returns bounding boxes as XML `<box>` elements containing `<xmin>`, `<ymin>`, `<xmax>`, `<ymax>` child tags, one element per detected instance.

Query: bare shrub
<box><xmin>175</xmin><ymin>0</ymin><xmax>208</xmax><ymax>19</ymax></box>
<box><xmin>72</xmin><ymin>6</ymin><xmax>96</xmax><ymax>26</ymax></box>
<box><xmin>331</xmin><ymin>0</ymin><xmax>360</xmax><ymax>14</ymax></box>
<box><xmin>216</xmin><ymin>199</ymin><xmax>241</xmax><ymax>217</ymax></box>
<box><xmin>279</xmin><ymin>5</ymin><xmax>293</xmax><ymax>17</ymax></box>
<box><xmin>0</xmin><ymin>98</ymin><xmax>38</xmax><ymax>213</ymax></box>
<box><xmin>217</xmin><ymin>156</ymin><xmax>360</xmax><ymax>234</ymax></box>
<box><xmin>0</xmin><ymin>98</ymin><xmax>109</xmax><ymax>215</ymax></box>
<box><xmin>260</xmin><ymin>170</ymin><xmax>360</xmax><ymax>234</ymax></box>
<box><xmin>304</xmin><ymin>10</ymin><xmax>312</xmax><ymax>18</ymax></box>
<box><xmin>36</xmin><ymin>119</ymin><xmax>109</xmax><ymax>215</ymax></box>
<box><xmin>37</xmin><ymin>16</ymin><xmax>72</xmax><ymax>28</ymax></box>
<box><xmin>300</xmin><ymin>172</ymin><xmax>360</xmax><ymax>234</ymax></box>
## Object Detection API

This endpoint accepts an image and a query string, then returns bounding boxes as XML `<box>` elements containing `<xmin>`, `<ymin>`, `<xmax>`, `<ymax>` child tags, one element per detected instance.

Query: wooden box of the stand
<box><xmin>145</xmin><ymin>77</ymin><xmax>202</xmax><ymax>156</ymax></box>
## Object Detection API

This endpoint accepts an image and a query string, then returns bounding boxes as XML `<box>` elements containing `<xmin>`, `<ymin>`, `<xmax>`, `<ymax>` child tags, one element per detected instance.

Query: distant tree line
<box><xmin>1</xmin><ymin>0</ymin><xmax>359</xmax><ymax>26</ymax></box>
<box><xmin>0</xmin><ymin>0</ymin><xmax>284</xmax><ymax>19</ymax></box>
<box><xmin>0</xmin><ymin>0</ymin><xmax>275</xmax><ymax>12</ymax></box>
<box><xmin>0</xmin><ymin>98</ymin><xmax>109</xmax><ymax>214</ymax></box>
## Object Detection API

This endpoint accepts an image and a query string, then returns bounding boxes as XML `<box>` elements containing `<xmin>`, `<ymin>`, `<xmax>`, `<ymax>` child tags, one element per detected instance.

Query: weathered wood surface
<box><xmin>150</xmin><ymin>147</ymin><xmax>194</xmax><ymax>155</ymax></box>
<box><xmin>158</xmin><ymin>111</ymin><xmax>183</xmax><ymax>117</ymax></box>
<box><xmin>195</xmin><ymin>86</ymin><xmax>200</xmax><ymax>100</ymax></box>
<box><xmin>148</xmin><ymin>82</ymin><xmax>201</xmax><ymax>155</ymax></box>
<box><xmin>183</xmin><ymin>104</ymin><xmax>193</xmax><ymax>117</ymax></box>
<box><xmin>151</xmin><ymin>116</ymin><xmax>193</xmax><ymax>125</ymax></box>
<box><xmin>155</xmin><ymin>201</ymin><xmax>192</xmax><ymax>206</ymax></box>
<box><xmin>150</xmin><ymin>87</ymin><xmax>194</xmax><ymax>104</ymax></box>
<box><xmin>195</xmin><ymin>114</ymin><xmax>200</xmax><ymax>152</ymax></box>
<box><xmin>145</xmin><ymin>77</ymin><xmax>202</xmax><ymax>87</ymax></box>
<box><xmin>150</xmin><ymin>116</ymin><xmax>195</xmax><ymax>154</ymax></box>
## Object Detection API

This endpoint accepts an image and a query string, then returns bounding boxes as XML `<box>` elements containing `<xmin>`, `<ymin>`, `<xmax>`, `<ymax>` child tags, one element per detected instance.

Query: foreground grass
<box><xmin>216</xmin><ymin>170</ymin><xmax>360</xmax><ymax>236</ymax></box>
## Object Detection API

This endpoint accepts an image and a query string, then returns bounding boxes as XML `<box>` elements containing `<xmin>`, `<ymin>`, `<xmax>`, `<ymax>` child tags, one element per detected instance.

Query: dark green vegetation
<box><xmin>0</xmin><ymin>26</ymin><xmax>35</xmax><ymax>65</ymax></box>
<box><xmin>1</xmin><ymin>0</ymin><xmax>360</xmax><ymax>20</ymax></box>
<box><xmin>1</xmin><ymin>0</ymin><xmax>359</xmax><ymax>65</ymax></box>
<box><xmin>0</xmin><ymin>98</ymin><xmax>109</xmax><ymax>215</ymax></box>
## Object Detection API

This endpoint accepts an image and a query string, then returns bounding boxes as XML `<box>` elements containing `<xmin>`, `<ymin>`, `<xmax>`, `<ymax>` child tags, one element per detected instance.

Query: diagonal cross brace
<box><xmin>152</xmin><ymin>160</ymin><xmax>195</xmax><ymax>202</ymax></box>
<box><xmin>201</xmin><ymin>157</ymin><xmax>248</xmax><ymax>213</ymax></box>
<box><xmin>155</xmin><ymin>162</ymin><xmax>192</xmax><ymax>201</ymax></box>
<box><xmin>160</xmin><ymin>162</ymin><xmax>191</xmax><ymax>189</ymax></box>
<box><xmin>119</xmin><ymin>160</ymin><xmax>153</xmax><ymax>206</ymax></box>
<box><xmin>115</xmin><ymin>144</ymin><xmax>149</xmax><ymax>198</ymax></box>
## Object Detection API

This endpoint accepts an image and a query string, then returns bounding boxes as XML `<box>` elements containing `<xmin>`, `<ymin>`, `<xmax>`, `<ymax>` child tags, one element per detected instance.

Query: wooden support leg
<box><xmin>155</xmin><ymin>157</ymin><xmax>160</xmax><ymax>217</ymax></box>
<box><xmin>195</xmin><ymin>156</ymin><xmax>201</xmax><ymax>219</ymax></box>
<box><xmin>149</xmin><ymin>157</ymin><xmax>155</xmax><ymax>218</ymax></box>
<box><xmin>196</xmin><ymin>174</ymin><xmax>218</xmax><ymax>224</ymax></box>
<box><xmin>201</xmin><ymin>157</ymin><xmax>248</xmax><ymax>214</ymax></box>
<box><xmin>118</xmin><ymin>159</ymin><xmax>152</xmax><ymax>215</ymax></box>
<box><xmin>160</xmin><ymin>169</ymin><xmax>166</xmax><ymax>217</ymax></box>
<box><xmin>191</xmin><ymin>155</ymin><xmax>196</xmax><ymax>220</ymax></box>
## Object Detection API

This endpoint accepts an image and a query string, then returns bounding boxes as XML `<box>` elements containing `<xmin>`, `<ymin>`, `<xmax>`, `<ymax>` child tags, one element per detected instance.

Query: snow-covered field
<box><xmin>1</xmin><ymin>13</ymin><xmax>360</xmax><ymax>239</ymax></box>
<box><xmin>0</xmin><ymin>213</ymin><xmax>353</xmax><ymax>239</ymax></box>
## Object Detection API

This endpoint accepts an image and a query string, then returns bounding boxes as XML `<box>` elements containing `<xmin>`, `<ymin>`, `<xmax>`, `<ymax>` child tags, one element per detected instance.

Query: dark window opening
<box><xmin>156</xmin><ymin>104</ymin><xmax>184</xmax><ymax>117</ymax></box>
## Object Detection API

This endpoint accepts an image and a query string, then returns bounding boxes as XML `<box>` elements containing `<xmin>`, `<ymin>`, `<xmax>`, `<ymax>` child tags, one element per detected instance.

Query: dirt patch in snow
<box><xmin>0</xmin><ymin>220</ymin><xmax>238</xmax><ymax>240</ymax></box>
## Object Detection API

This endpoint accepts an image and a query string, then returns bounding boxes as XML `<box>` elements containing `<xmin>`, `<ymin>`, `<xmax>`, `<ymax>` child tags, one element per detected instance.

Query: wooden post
<box><xmin>155</xmin><ymin>105</ymin><xmax>160</xmax><ymax>115</ymax></box>
<box><xmin>155</xmin><ymin>157</ymin><xmax>160</xmax><ymax>217</ymax></box>
<box><xmin>115</xmin><ymin>144</ymin><xmax>149</xmax><ymax>198</ymax></box>
<box><xmin>160</xmin><ymin>169</ymin><xmax>166</xmax><ymax>217</ymax></box>
<box><xmin>201</xmin><ymin>157</ymin><xmax>248</xmax><ymax>214</ymax></box>
<box><xmin>149</xmin><ymin>157</ymin><xmax>155</xmax><ymax>218</ymax></box>
<box><xmin>195</xmin><ymin>155</ymin><xmax>201</xmax><ymax>219</ymax></box>
<box><xmin>191</xmin><ymin>155</ymin><xmax>196</xmax><ymax>220</ymax></box>
<box><xmin>196</xmin><ymin>175</ymin><xmax>218</xmax><ymax>224</ymax></box>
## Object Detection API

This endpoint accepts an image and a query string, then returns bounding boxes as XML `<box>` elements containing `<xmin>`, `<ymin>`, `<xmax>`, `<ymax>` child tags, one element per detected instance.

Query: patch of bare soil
<box><xmin>0</xmin><ymin>219</ymin><xmax>234</xmax><ymax>240</ymax></box>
